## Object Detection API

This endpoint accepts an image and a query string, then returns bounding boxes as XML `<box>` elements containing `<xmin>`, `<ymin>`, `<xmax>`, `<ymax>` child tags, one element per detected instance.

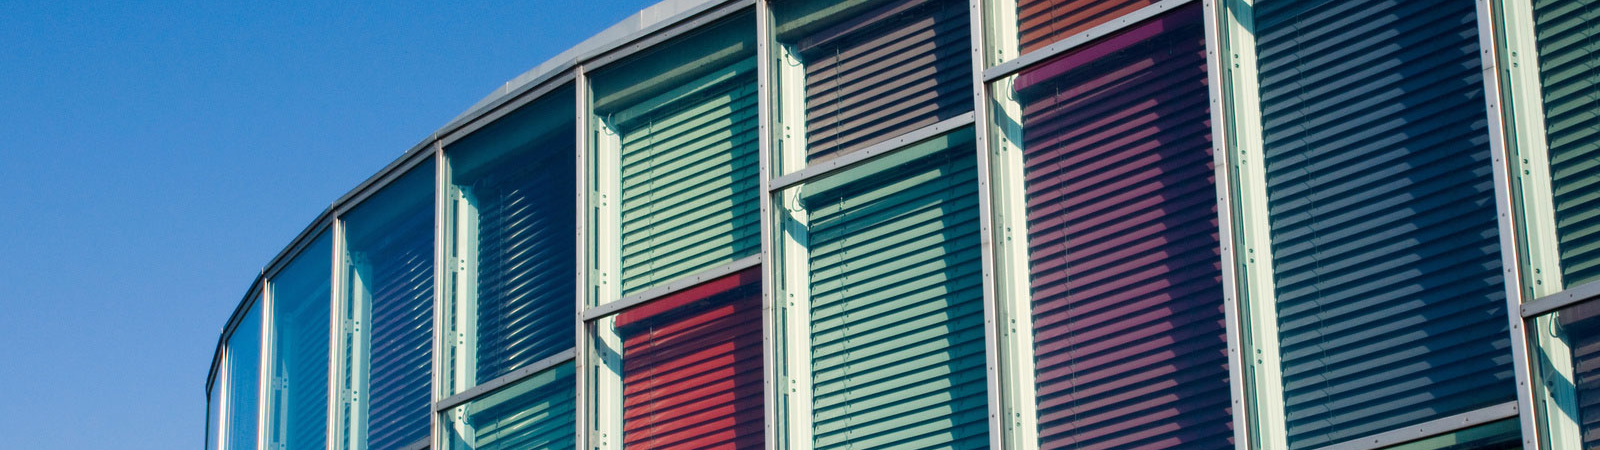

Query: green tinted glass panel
<box><xmin>267</xmin><ymin>232</ymin><xmax>332</xmax><ymax>450</ymax></box>
<box><xmin>442</xmin><ymin>362</ymin><xmax>576</xmax><ymax>450</ymax></box>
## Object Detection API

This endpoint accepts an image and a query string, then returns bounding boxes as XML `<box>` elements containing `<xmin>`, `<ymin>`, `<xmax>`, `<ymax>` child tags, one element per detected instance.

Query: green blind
<box><xmin>1534</xmin><ymin>0</ymin><xmax>1600</xmax><ymax>287</ymax></box>
<box><xmin>618</xmin><ymin>61</ymin><xmax>760</xmax><ymax>296</ymax></box>
<box><xmin>805</xmin><ymin>133</ymin><xmax>988</xmax><ymax>450</ymax></box>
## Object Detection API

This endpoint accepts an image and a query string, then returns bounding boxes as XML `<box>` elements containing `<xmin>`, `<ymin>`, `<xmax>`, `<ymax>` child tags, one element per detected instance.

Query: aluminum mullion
<box><xmin>573</xmin><ymin>65</ymin><xmax>594</xmax><ymax>450</ymax></box>
<box><xmin>970</xmin><ymin>0</ymin><xmax>1035</xmax><ymax>447</ymax></box>
<box><xmin>768</xmin><ymin>112</ymin><xmax>977</xmax><ymax>193</ymax></box>
<box><xmin>1477</xmin><ymin>0</ymin><xmax>1561</xmax><ymax>447</ymax></box>
<box><xmin>580</xmin><ymin>254</ymin><xmax>762</xmax><ymax>322</ymax></box>
<box><xmin>1308</xmin><ymin>402</ymin><xmax>1519</xmax><ymax>450</ymax></box>
<box><xmin>982</xmin><ymin>0</ymin><xmax>1198</xmax><ymax>82</ymax></box>
<box><xmin>429</xmin><ymin>142</ymin><xmax>447</xmax><ymax>450</ymax></box>
<box><xmin>432</xmin><ymin>348</ymin><xmax>580</xmax><ymax>412</ymax></box>
<box><xmin>1210</xmin><ymin>1</ymin><xmax>1287</xmax><ymax>448</ymax></box>
<box><xmin>1523</xmin><ymin>280</ymin><xmax>1600</xmax><ymax>319</ymax></box>
<box><xmin>756</xmin><ymin>2</ymin><xmax>780</xmax><ymax>449</ymax></box>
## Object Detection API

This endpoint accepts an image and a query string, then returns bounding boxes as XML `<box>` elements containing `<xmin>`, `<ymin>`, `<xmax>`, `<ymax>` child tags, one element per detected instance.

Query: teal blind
<box><xmin>805</xmin><ymin>134</ymin><xmax>988</xmax><ymax>450</ymax></box>
<box><xmin>1533</xmin><ymin>0</ymin><xmax>1600</xmax><ymax>287</ymax></box>
<box><xmin>617</xmin><ymin>62</ymin><xmax>760</xmax><ymax>295</ymax></box>
<box><xmin>444</xmin><ymin>363</ymin><xmax>577</xmax><ymax>450</ymax></box>
<box><xmin>1255</xmin><ymin>0</ymin><xmax>1513</xmax><ymax>447</ymax></box>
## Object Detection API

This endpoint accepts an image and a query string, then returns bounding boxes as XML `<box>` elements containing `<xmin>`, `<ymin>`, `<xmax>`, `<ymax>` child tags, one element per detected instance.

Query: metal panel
<box><xmin>1016</xmin><ymin>0</ymin><xmax>1158</xmax><ymax>54</ymax></box>
<box><xmin>1013</xmin><ymin>6</ymin><xmax>1230</xmax><ymax>450</ymax></box>
<box><xmin>442</xmin><ymin>362</ymin><xmax>577</xmax><ymax>450</ymax></box>
<box><xmin>450</xmin><ymin>114</ymin><xmax>578</xmax><ymax>386</ymax></box>
<box><xmin>1253</xmin><ymin>0</ymin><xmax>1513</xmax><ymax>448</ymax></box>
<box><xmin>616</xmin><ymin>268</ymin><xmax>764</xmax><ymax>449</ymax></box>
<box><xmin>616</xmin><ymin>62</ymin><xmax>761</xmax><ymax>296</ymax></box>
<box><xmin>1532</xmin><ymin>0</ymin><xmax>1600</xmax><ymax>288</ymax></box>
<box><xmin>798</xmin><ymin>0</ymin><xmax>974</xmax><ymax>163</ymax></box>
<box><xmin>804</xmin><ymin>135</ymin><xmax>989</xmax><ymax>450</ymax></box>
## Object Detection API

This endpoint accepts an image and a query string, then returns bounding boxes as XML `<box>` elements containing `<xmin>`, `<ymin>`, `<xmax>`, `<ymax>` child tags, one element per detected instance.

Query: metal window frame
<box><xmin>1207</xmin><ymin>0</ymin><xmax>1287</xmax><ymax>448</ymax></box>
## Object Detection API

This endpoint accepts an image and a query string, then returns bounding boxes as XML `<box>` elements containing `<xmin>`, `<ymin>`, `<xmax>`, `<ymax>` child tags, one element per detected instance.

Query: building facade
<box><xmin>202</xmin><ymin>0</ymin><xmax>1600</xmax><ymax>448</ymax></box>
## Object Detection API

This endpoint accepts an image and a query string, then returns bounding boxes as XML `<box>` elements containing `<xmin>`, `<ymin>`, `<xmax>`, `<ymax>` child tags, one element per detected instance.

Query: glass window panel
<box><xmin>778</xmin><ymin>129</ymin><xmax>989</xmax><ymax>450</ymax></box>
<box><xmin>443</xmin><ymin>87</ymin><xmax>577</xmax><ymax>396</ymax></box>
<box><xmin>589</xmin><ymin>13</ymin><xmax>760</xmax><ymax>298</ymax></box>
<box><xmin>1252</xmin><ymin>0</ymin><xmax>1510</xmax><ymax>447</ymax></box>
<box><xmin>266</xmin><ymin>232</ymin><xmax>333</xmax><ymax>450</ymax></box>
<box><xmin>1534</xmin><ymin>298</ymin><xmax>1600</xmax><ymax>448</ymax></box>
<box><xmin>340</xmin><ymin>162</ymin><xmax>436</xmax><ymax>450</ymax></box>
<box><xmin>209</xmin><ymin>359</ymin><xmax>225</xmax><ymax>450</ymax></box>
<box><xmin>442</xmin><ymin>362</ymin><xmax>577</xmax><ymax>450</ymax></box>
<box><xmin>984</xmin><ymin>0</ymin><xmax>1161</xmax><ymax>65</ymax></box>
<box><xmin>771</xmin><ymin>0</ymin><xmax>973</xmax><ymax>171</ymax></box>
<box><xmin>1531</xmin><ymin>0</ymin><xmax>1600</xmax><ymax>288</ymax></box>
<box><xmin>991</xmin><ymin>5</ymin><xmax>1232</xmax><ymax>449</ymax></box>
<box><xmin>616</xmin><ymin>268</ymin><xmax>764</xmax><ymax>449</ymax></box>
<box><xmin>226</xmin><ymin>303</ymin><xmax>263</xmax><ymax>450</ymax></box>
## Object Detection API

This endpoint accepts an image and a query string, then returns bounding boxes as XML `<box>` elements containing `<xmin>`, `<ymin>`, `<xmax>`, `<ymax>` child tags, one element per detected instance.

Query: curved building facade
<box><xmin>203</xmin><ymin>0</ymin><xmax>1600</xmax><ymax>449</ymax></box>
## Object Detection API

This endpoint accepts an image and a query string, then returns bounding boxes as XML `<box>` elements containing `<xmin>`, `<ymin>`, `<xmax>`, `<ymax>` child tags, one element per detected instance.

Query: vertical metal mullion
<box><xmin>257</xmin><ymin>284</ymin><xmax>274</xmax><ymax>450</ymax></box>
<box><xmin>967</xmin><ymin>0</ymin><xmax>1033</xmax><ymax>448</ymax></box>
<box><xmin>1478</xmin><ymin>0</ymin><xmax>1566</xmax><ymax>447</ymax></box>
<box><xmin>328</xmin><ymin>220</ymin><xmax>346</xmax><ymax>450</ymax></box>
<box><xmin>574</xmin><ymin>65</ymin><xmax>592</xmax><ymax>450</ymax></box>
<box><xmin>756</xmin><ymin>2</ymin><xmax>781</xmax><ymax>449</ymax></box>
<box><xmin>430</xmin><ymin>142</ymin><xmax>448</xmax><ymax>450</ymax></box>
<box><xmin>772</xmin><ymin>30</ymin><xmax>814</xmax><ymax>450</ymax></box>
<box><xmin>1210</xmin><ymin>1</ymin><xmax>1286</xmax><ymax>449</ymax></box>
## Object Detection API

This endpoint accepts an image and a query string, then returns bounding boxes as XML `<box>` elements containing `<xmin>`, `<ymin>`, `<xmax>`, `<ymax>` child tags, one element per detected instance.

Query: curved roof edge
<box><xmin>206</xmin><ymin>0</ymin><xmax>740</xmax><ymax>395</ymax></box>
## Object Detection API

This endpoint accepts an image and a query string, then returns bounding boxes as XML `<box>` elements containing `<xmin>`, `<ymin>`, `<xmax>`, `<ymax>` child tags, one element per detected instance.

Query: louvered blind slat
<box><xmin>619</xmin><ymin>69</ymin><xmax>760</xmax><ymax>296</ymax></box>
<box><xmin>1533</xmin><ymin>0</ymin><xmax>1600</xmax><ymax>287</ymax></box>
<box><xmin>1254</xmin><ymin>1</ymin><xmax>1512</xmax><ymax>448</ymax></box>
<box><xmin>366</xmin><ymin>209</ymin><xmax>434</xmax><ymax>450</ymax></box>
<box><xmin>619</xmin><ymin>269</ymin><xmax>764</xmax><ymax>449</ymax></box>
<box><xmin>801</xmin><ymin>0</ymin><xmax>972</xmax><ymax>163</ymax></box>
<box><xmin>471</xmin><ymin>141</ymin><xmax>576</xmax><ymax>383</ymax></box>
<box><xmin>806</xmin><ymin>142</ymin><xmax>988</xmax><ymax>450</ymax></box>
<box><xmin>1017</xmin><ymin>7</ymin><xmax>1231</xmax><ymax>450</ymax></box>
<box><xmin>1016</xmin><ymin>0</ymin><xmax>1158</xmax><ymax>54</ymax></box>
<box><xmin>462</xmin><ymin>363</ymin><xmax>578</xmax><ymax>450</ymax></box>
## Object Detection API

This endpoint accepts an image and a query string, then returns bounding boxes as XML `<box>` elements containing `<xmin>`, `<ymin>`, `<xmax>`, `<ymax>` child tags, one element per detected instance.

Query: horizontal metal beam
<box><xmin>1523</xmin><ymin>279</ymin><xmax>1600</xmax><ymax>318</ymax></box>
<box><xmin>581</xmin><ymin>254</ymin><xmax>762</xmax><ymax>322</ymax></box>
<box><xmin>982</xmin><ymin>0</ymin><xmax>1196</xmax><ymax>83</ymax></box>
<box><xmin>1310</xmin><ymin>402</ymin><xmax>1519</xmax><ymax>450</ymax></box>
<box><xmin>769</xmin><ymin>112</ymin><xmax>976</xmax><ymax>193</ymax></box>
<box><xmin>434</xmin><ymin>347</ymin><xmax>577</xmax><ymax>412</ymax></box>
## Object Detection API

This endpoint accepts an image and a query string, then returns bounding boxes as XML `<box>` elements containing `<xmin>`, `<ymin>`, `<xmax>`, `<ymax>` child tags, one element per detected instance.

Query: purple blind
<box><xmin>1018</xmin><ymin>5</ymin><xmax>1231</xmax><ymax>449</ymax></box>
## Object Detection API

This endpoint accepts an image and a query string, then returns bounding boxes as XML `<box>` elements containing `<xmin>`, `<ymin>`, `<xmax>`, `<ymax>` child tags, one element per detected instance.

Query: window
<box><xmin>265</xmin><ymin>232</ymin><xmax>333</xmax><ymax>450</ymax></box>
<box><xmin>337</xmin><ymin>162</ymin><xmax>436</xmax><ymax>450</ymax></box>
<box><xmin>442</xmin><ymin>88</ymin><xmax>577</xmax><ymax>396</ymax></box>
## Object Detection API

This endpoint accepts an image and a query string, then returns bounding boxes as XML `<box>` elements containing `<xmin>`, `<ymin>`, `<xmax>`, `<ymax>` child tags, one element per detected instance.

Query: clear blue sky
<box><xmin>0</xmin><ymin>1</ymin><xmax>650</xmax><ymax>448</ymax></box>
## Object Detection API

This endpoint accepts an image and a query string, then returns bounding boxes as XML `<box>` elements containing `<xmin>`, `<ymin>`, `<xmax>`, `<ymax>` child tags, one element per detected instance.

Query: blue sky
<box><xmin>0</xmin><ymin>1</ymin><xmax>650</xmax><ymax>448</ymax></box>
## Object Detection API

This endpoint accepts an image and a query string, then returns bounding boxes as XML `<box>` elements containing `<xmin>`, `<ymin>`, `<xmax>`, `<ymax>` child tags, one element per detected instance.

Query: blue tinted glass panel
<box><xmin>227</xmin><ymin>304</ymin><xmax>263</xmax><ymax>450</ymax></box>
<box><xmin>268</xmin><ymin>232</ymin><xmax>332</xmax><ymax>450</ymax></box>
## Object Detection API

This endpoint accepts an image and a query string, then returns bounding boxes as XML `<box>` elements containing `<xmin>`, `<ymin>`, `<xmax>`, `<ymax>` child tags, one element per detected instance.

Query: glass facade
<box><xmin>441</xmin><ymin>363</ymin><xmax>577</xmax><ymax>450</ymax></box>
<box><xmin>338</xmin><ymin>163</ymin><xmax>435</xmax><ymax>450</ymax></box>
<box><xmin>203</xmin><ymin>0</ymin><xmax>1600</xmax><ymax>449</ymax></box>
<box><xmin>266</xmin><ymin>233</ymin><xmax>333</xmax><ymax>450</ymax></box>
<box><xmin>442</xmin><ymin>87</ymin><xmax>578</xmax><ymax>397</ymax></box>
